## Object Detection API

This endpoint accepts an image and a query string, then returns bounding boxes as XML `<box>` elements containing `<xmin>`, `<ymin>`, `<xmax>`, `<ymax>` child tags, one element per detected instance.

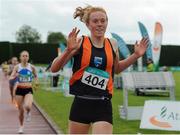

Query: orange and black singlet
<box><xmin>69</xmin><ymin>36</ymin><xmax>116</xmax><ymax>98</ymax></box>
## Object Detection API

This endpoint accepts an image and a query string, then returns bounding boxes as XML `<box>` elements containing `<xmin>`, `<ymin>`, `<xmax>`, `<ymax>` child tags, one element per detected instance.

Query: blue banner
<box><xmin>138</xmin><ymin>22</ymin><xmax>153</xmax><ymax>60</ymax></box>
<box><xmin>111</xmin><ymin>33</ymin><xmax>130</xmax><ymax>58</ymax></box>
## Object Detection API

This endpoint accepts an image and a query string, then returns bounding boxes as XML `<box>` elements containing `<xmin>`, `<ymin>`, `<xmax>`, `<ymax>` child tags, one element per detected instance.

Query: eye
<box><xmin>101</xmin><ymin>19</ymin><xmax>106</xmax><ymax>23</ymax></box>
<box><xmin>93</xmin><ymin>19</ymin><xmax>98</xmax><ymax>23</ymax></box>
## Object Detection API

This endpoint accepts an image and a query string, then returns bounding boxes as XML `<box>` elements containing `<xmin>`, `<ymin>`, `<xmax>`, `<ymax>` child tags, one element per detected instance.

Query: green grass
<box><xmin>34</xmin><ymin>72</ymin><xmax>180</xmax><ymax>134</ymax></box>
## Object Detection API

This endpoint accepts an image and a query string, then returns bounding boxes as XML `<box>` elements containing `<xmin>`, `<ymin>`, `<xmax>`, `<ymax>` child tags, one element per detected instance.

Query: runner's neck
<box><xmin>90</xmin><ymin>36</ymin><xmax>104</xmax><ymax>48</ymax></box>
<box><xmin>21</xmin><ymin>63</ymin><xmax>28</xmax><ymax>67</ymax></box>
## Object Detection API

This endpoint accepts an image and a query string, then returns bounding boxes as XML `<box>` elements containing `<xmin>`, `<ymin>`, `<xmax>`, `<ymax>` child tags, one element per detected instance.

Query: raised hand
<box><xmin>67</xmin><ymin>27</ymin><xmax>81</xmax><ymax>52</ymax></box>
<box><xmin>134</xmin><ymin>37</ymin><xmax>149</xmax><ymax>57</ymax></box>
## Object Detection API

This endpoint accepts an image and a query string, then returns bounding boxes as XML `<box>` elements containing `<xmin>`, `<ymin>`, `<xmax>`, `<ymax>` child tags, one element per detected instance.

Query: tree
<box><xmin>47</xmin><ymin>32</ymin><xmax>66</xmax><ymax>44</ymax></box>
<box><xmin>16</xmin><ymin>25</ymin><xmax>42</xmax><ymax>43</ymax></box>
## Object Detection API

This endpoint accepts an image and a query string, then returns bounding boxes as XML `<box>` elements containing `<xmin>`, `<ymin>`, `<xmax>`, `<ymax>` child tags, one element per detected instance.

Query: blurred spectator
<box><xmin>147</xmin><ymin>58</ymin><xmax>154</xmax><ymax>72</ymax></box>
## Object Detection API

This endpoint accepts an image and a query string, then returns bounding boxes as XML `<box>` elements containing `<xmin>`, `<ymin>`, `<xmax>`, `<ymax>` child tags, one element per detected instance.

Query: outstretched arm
<box><xmin>51</xmin><ymin>27</ymin><xmax>81</xmax><ymax>72</ymax></box>
<box><xmin>114</xmin><ymin>37</ymin><xmax>149</xmax><ymax>73</ymax></box>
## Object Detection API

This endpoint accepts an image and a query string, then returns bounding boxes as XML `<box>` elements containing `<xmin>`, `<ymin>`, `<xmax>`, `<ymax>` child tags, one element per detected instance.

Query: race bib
<box><xmin>19</xmin><ymin>75</ymin><xmax>32</xmax><ymax>82</ymax></box>
<box><xmin>81</xmin><ymin>67</ymin><xmax>109</xmax><ymax>90</ymax></box>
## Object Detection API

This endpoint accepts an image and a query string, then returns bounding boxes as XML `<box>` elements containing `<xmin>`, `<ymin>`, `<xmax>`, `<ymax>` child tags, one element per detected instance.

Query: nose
<box><xmin>97</xmin><ymin>20</ymin><xmax>103</xmax><ymax>26</ymax></box>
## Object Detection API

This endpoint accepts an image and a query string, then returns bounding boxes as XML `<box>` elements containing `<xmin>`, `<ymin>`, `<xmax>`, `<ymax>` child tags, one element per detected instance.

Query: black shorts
<box><xmin>69</xmin><ymin>96</ymin><xmax>113</xmax><ymax>124</ymax></box>
<box><xmin>16</xmin><ymin>87</ymin><xmax>33</xmax><ymax>96</ymax></box>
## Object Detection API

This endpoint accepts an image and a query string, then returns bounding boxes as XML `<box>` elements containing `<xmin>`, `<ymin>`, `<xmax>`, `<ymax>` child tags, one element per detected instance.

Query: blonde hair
<box><xmin>73</xmin><ymin>5</ymin><xmax>108</xmax><ymax>24</ymax></box>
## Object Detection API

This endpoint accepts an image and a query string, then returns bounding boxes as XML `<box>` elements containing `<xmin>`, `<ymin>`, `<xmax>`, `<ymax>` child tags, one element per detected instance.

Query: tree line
<box><xmin>15</xmin><ymin>24</ymin><xmax>66</xmax><ymax>44</ymax></box>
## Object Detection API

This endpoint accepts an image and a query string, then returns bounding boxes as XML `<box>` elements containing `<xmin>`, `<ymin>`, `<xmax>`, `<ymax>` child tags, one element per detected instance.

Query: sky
<box><xmin>0</xmin><ymin>0</ymin><xmax>180</xmax><ymax>45</ymax></box>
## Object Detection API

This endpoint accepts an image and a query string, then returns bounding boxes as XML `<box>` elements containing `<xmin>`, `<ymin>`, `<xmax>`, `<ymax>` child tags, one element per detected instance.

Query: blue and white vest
<box><xmin>17</xmin><ymin>63</ymin><xmax>33</xmax><ymax>83</ymax></box>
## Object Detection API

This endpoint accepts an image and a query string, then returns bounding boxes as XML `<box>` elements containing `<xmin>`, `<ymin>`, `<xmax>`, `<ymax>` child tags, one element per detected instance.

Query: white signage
<box><xmin>140</xmin><ymin>100</ymin><xmax>180</xmax><ymax>131</ymax></box>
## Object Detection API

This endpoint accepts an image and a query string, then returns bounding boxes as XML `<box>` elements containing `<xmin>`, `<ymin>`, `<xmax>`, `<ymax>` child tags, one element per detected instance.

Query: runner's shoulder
<box><xmin>30</xmin><ymin>64</ymin><xmax>36</xmax><ymax>71</ymax></box>
<box><xmin>14</xmin><ymin>65</ymin><xmax>19</xmax><ymax>70</ymax></box>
